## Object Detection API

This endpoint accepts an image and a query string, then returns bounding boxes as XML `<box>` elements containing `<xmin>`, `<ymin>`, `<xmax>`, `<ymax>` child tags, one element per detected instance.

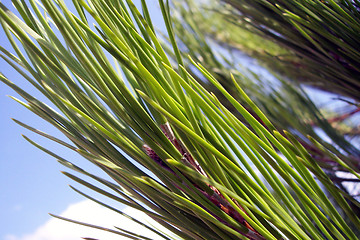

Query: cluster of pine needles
<box><xmin>0</xmin><ymin>0</ymin><xmax>360</xmax><ymax>239</ymax></box>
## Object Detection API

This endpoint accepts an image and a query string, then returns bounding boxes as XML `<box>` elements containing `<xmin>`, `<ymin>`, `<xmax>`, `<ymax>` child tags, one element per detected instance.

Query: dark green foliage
<box><xmin>222</xmin><ymin>0</ymin><xmax>360</xmax><ymax>100</ymax></box>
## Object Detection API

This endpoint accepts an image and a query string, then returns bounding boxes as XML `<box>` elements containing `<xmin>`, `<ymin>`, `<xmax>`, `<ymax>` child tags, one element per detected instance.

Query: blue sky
<box><xmin>0</xmin><ymin>0</ymin><xmax>164</xmax><ymax>239</ymax></box>
<box><xmin>0</xmin><ymin>0</ymin><xmax>85</xmax><ymax>237</ymax></box>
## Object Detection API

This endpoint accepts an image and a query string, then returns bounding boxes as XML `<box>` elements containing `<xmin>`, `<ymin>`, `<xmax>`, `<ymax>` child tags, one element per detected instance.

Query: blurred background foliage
<box><xmin>168</xmin><ymin>0</ymin><xmax>360</xmax><ymax>200</ymax></box>
<box><xmin>222</xmin><ymin>0</ymin><xmax>360</xmax><ymax>100</ymax></box>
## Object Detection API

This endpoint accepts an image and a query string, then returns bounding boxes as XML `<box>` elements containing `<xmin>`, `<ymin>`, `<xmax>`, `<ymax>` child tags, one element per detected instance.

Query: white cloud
<box><xmin>336</xmin><ymin>171</ymin><xmax>360</xmax><ymax>197</ymax></box>
<box><xmin>5</xmin><ymin>200</ymin><xmax>173</xmax><ymax>240</ymax></box>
